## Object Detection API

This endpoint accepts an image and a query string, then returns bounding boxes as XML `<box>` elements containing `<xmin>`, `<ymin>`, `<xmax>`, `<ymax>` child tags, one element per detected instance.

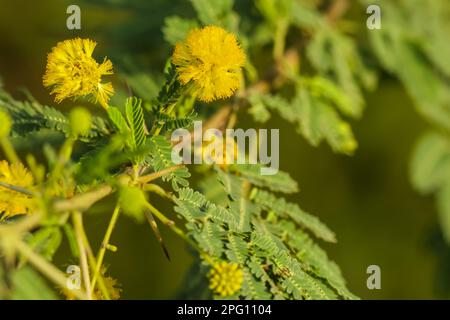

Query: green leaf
<box><xmin>154</xmin><ymin>110</ymin><xmax>196</xmax><ymax>131</ymax></box>
<box><xmin>63</xmin><ymin>223</ymin><xmax>79</xmax><ymax>258</ymax></box>
<box><xmin>25</xmin><ymin>227</ymin><xmax>62</xmax><ymax>261</ymax></box>
<box><xmin>276</xmin><ymin>221</ymin><xmax>357</xmax><ymax>299</ymax></box>
<box><xmin>192</xmin><ymin>221</ymin><xmax>224</xmax><ymax>257</ymax></box>
<box><xmin>316</xmin><ymin>99</ymin><xmax>358</xmax><ymax>155</ymax></box>
<box><xmin>293</xmin><ymin>89</ymin><xmax>357</xmax><ymax>155</ymax></box>
<box><xmin>119</xmin><ymin>59</ymin><xmax>162</xmax><ymax>102</ymax></box>
<box><xmin>255</xmin><ymin>91</ymin><xmax>358</xmax><ymax>155</ymax></box>
<box><xmin>107</xmin><ymin>106</ymin><xmax>130</xmax><ymax>136</ymax></box>
<box><xmin>410</xmin><ymin>131</ymin><xmax>450</xmax><ymax>244</ymax></box>
<box><xmin>232</xmin><ymin>164</ymin><xmax>298</xmax><ymax>194</ymax></box>
<box><xmin>307</xmin><ymin>29</ymin><xmax>367</xmax><ymax>117</ymax></box>
<box><xmin>252</xmin><ymin>233</ymin><xmax>336</xmax><ymax>299</ymax></box>
<box><xmin>125</xmin><ymin>97</ymin><xmax>146</xmax><ymax>150</ymax></box>
<box><xmin>410</xmin><ymin>132</ymin><xmax>450</xmax><ymax>194</ymax></box>
<box><xmin>146</xmin><ymin>136</ymin><xmax>190</xmax><ymax>191</ymax></box>
<box><xmin>199</xmin><ymin>173</ymin><xmax>230</xmax><ymax>206</ymax></box>
<box><xmin>175</xmin><ymin>187</ymin><xmax>239</xmax><ymax>230</ymax></box>
<box><xmin>216</xmin><ymin>170</ymin><xmax>253</xmax><ymax>232</ymax></box>
<box><xmin>11</xmin><ymin>266</ymin><xmax>58</xmax><ymax>300</ymax></box>
<box><xmin>437</xmin><ymin>182</ymin><xmax>450</xmax><ymax>244</ymax></box>
<box><xmin>0</xmin><ymin>86</ymin><xmax>111</xmax><ymax>140</ymax></box>
<box><xmin>290</xmin><ymin>1</ymin><xmax>323</xmax><ymax>30</ymax></box>
<box><xmin>225</xmin><ymin>234</ymin><xmax>272</xmax><ymax>299</ymax></box>
<box><xmin>76</xmin><ymin>135</ymin><xmax>129</xmax><ymax>184</ymax></box>
<box><xmin>252</xmin><ymin>189</ymin><xmax>336</xmax><ymax>243</ymax></box>
<box><xmin>308</xmin><ymin>77</ymin><xmax>354</xmax><ymax>117</ymax></box>
<box><xmin>190</xmin><ymin>0</ymin><xmax>237</xmax><ymax>29</ymax></box>
<box><xmin>367</xmin><ymin>0</ymin><xmax>450</xmax><ymax>131</ymax></box>
<box><xmin>247</xmin><ymin>92</ymin><xmax>271</xmax><ymax>123</ymax></box>
<box><xmin>256</xmin><ymin>0</ymin><xmax>291</xmax><ymax>26</ymax></box>
<box><xmin>163</xmin><ymin>16</ymin><xmax>198</xmax><ymax>45</ymax></box>
<box><xmin>293</xmin><ymin>88</ymin><xmax>322</xmax><ymax>146</ymax></box>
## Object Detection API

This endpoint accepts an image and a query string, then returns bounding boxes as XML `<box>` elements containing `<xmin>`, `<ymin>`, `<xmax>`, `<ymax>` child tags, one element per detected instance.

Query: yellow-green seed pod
<box><xmin>0</xmin><ymin>110</ymin><xmax>12</xmax><ymax>138</ymax></box>
<box><xmin>69</xmin><ymin>107</ymin><xmax>92</xmax><ymax>137</ymax></box>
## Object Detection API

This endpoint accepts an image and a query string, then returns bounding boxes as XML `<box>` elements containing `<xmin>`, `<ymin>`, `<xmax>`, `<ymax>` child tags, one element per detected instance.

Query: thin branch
<box><xmin>138</xmin><ymin>164</ymin><xmax>183</xmax><ymax>184</ymax></box>
<box><xmin>325</xmin><ymin>0</ymin><xmax>349</xmax><ymax>24</ymax></box>
<box><xmin>0</xmin><ymin>137</ymin><xmax>20</xmax><ymax>164</ymax></box>
<box><xmin>91</xmin><ymin>204</ymin><xmax>121</xmax><ymax>293</ymax></box>
<box><xmin>77</xmin><ymin>219</ymin><xmax>111</xmax><ymax>300</ymax></box>
<box><xmin>53</xmin><ymin>184</ymin><xmax>113</xmax><ymax>213</ymax></box>
<box><xmin>53</xmin><ymin>166</ymin><xmax>182</xmax><ymax>213</ymax></box>
<box><xmin>72</xmin><ymin>211</ymin><xmax>92</xmax><ymax>299</ymax></box>
<box><xmin>0</xmin><ymin>181</ymin><xmax>36</xmax><ymax>196</ymax></box>
<box><xmin>14</xmin><ymin>240</ymin><xmax>87</xmax><ymax>300</ymax></box>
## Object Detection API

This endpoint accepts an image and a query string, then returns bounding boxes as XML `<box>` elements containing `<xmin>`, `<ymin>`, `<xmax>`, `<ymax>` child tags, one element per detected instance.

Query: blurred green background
<box><xmin>0</xmin><ymin>0</ymin><xmax>447</xmax><ymax>299</ymax></box>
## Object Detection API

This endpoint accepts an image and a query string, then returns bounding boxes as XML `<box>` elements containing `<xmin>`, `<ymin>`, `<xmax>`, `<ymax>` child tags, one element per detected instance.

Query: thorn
<box><xmin>144</xmin><ymin>210</ymin><xmax>171</xmax><ymax>262</ymax></box>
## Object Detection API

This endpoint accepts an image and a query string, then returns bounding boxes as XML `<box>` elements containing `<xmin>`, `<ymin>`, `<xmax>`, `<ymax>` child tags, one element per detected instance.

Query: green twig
<box><xmin>273</xmin><ymin>20</ymin><xmax>288</xmax><ymax>61</ymax></box>
<box><xmin>50</xmin><ymin>137</ymin><xmax>75</xmax><ymax>182</ymax></box>
<box><xmin>91</xmin><ymin>204</ymin><xmax>121</xmax><ymax>293</ymax></box>
<box><xmin>76</xmin><ymin>218</ymin><xmax>111</xmax><ymax>300</ymax></box>
<box><xmin>0</xmin><ymin>137</ymin><xmax>20</xmax><ymax>164</ymax></box>
<box><xmin>72</xmin><ymin>211</ymin><xmax>92</xmax><ymax>300</ymax></box>
<box><xmin>14</xmin><ymin>240</ymin><xmax>87</xmax><ymax>300</ymax></box>
<box><xmin>138</xmin><ymin>164</ymin><xmax>183</xmax><ymax>184</ymax></box>
<box><xmin>0</xmin><ymin>181</ymin><xmax>36</xmax><ymax>196</ymax></box>
<box><xmin>53</xmin><ymin>184</ymin><xmax>113</xmax><ymax>212</ymax></box>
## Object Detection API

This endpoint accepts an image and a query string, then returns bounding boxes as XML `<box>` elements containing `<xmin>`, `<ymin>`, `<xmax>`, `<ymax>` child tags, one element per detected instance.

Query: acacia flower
<box><xmin>0</xmin><ymin>161</ymin><xmax>35</xmax><ymax>220</ymax></box>
<box><xmin>208</xmin><ymin>262</ymin><xmax>243</xmax><ymax>297</ymax></box>
<box><xmin>43</xmin><ymin>38</ymin><xmax>114</xmax><ymax>109</ymax></box>
<box><xmin>172</xmin><ymin>26</ymin><xmax>246</xmax><ymax>103</ymax></box>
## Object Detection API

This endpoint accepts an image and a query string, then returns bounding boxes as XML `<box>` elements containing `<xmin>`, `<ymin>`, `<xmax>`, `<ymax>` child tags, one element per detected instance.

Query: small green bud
<box><xmin>119</xmin><ymin>186</ymin><xmax>147</xmax><ymax>223</ymax></box>
<box><xmin>106</xmin><ymin>244</ymin><xmax>118</xmax><ymax>252</ymax></box>
<box><xmin>69</xmin><ymin>107</ymin><xmax>92</xmax><ymax>137</ymax></box>
<box><xmin>0</xmin><ymin>110</ymin><xmax>12</xmax><ymax>138</ymax></box>
<box><xmin>341</xmin><ymin>139</ymin><xmax>358</xmax><ymax>155</ymax></box>
<box><xmin>338</xmin><ymin>122</ymin><xmax>358</xmax><ymax>155</ymax></box>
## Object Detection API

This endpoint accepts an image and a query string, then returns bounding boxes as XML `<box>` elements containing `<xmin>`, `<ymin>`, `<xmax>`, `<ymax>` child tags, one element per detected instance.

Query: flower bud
<box><xmin>338</xmin><ymin>122</ymin><xmax>358</xmax><ymax>154</ymax></box>
<box><xmin>69</xmin><ymin>107</ymin><xmax>92</xmax><ymax>137</ymax></box>
<box><xmin>0</xmin><ymin>110</ymin><xmax>12</xmax><ymax>138</ymax></box>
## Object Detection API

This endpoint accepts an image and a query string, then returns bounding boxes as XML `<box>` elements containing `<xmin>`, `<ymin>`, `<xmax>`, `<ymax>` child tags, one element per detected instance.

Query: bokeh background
<box><xmin>0</xmin><ymin>0</ymin><xmax>447</xmax><ymax>299</ymax></box>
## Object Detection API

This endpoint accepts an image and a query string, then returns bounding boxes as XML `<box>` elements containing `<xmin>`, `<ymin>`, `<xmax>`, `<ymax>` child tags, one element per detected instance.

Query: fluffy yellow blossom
<box><xmin>208</xmin><ymin>262</ymin><xmax>243</xmax><ymax>297</ymax></box>
<box><xmin>0</xmin><ymin>161</ymin><xmax>35</xmax><ymax>220</ymax></box>
<box><xmin>61</xmin><ymin>275</ymin><xmax>121</xmax><ymax>300</ymax></box>
<box><xmin>172</xmin><ymin>26</ymin><xmax>246</xmax><ymax>102</ymax></box>
<box><xmin>43</xmin><ymin>38</ymin><xmax>114</xmax><ymax>109</ymax></box>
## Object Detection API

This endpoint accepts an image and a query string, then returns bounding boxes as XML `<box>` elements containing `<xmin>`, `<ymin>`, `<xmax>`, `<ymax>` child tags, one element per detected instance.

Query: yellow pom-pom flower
<box><xmin>208</xmin><ymin>262</ymin><xmax>243</xmax><ymax>297</ymax></box>
<box><xmin>172</xmin><ymin>26</ymin><xmax>246</xmax><ymax>103</ymax></box>
<box><xmin>0</xmin><ymin>161</ymin><xmax>35</xmax><ymax>220</ymax></box>
<box><xmin>43</xmin><ymin>38</ymin><xmax>114</xmax><ymax>109</ymax></box>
